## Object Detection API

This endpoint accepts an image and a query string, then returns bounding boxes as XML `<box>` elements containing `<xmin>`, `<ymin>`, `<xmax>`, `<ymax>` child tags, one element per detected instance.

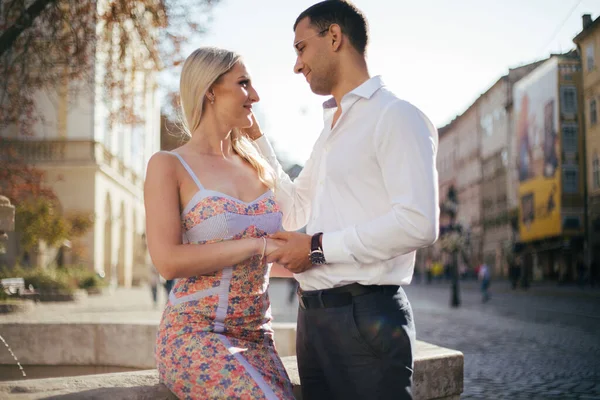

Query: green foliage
<box><xmin>14</xmin><ymin>197</ymin><xmax>93</xmax><ymax>254</ymax></box>
<box><xmin>58</xmin><ymin>265</ymin><xmax>105</xmax><ymax>290</ymax></box>
<box><xmin>0</xmin><ymin>265</ymin><xmax>73</xmax><ymax>294</ymax></box>
<box><xmin>0</xmin><ymin>264</ymin><xmax>105</xmax><ymax>296</ymax></box>
<box><xmin>15</xmin><ymin>198</ymin><xmax>69</xmax><ymax>252</ymax></box>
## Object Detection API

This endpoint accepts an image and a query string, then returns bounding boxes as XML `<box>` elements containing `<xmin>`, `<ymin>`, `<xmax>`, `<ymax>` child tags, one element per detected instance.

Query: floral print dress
<box><xmin>156</xmin><ymin>153</ymin><xmax>294</xmax><ymax>400</ymax></box>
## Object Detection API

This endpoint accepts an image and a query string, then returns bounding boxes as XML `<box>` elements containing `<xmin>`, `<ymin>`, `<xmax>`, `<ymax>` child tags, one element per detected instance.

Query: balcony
<box><xmin>0</xmin><ymin>139</ymin><xmax>142</xmax><ymax>187</ymax></box>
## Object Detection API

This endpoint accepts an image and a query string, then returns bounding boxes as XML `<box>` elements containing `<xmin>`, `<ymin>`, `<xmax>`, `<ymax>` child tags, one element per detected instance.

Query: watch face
<box><xmin>310</xmin><ymin>252</ymin><xmax>326</xmax><ymax>265</ymax></box>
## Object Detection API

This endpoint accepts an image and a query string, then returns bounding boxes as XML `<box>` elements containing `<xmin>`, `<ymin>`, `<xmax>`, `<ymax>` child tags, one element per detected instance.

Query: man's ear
<box><xmin>329</xmin><ymin>24</ymin><xmax>343</xmax><ymax>52</ymax></box>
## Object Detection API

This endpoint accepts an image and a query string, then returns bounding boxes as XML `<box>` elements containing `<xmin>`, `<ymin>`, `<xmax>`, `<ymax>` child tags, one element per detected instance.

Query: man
<box><xmin>247</xmin><ymin>1</ymin><xmax>439</xmax><ymax>398</ymax></box>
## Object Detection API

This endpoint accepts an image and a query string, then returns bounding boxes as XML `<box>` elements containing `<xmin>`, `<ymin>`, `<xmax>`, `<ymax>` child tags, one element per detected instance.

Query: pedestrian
<box><xmin>163</xmin><ymin>278</ymin><xmax>174</xmax><ymax>298</ymax></box>
<box><xmin>590</xmin><ymin>258</ymin><xmax>598</xmax><ymax>288</ymax></box>
<box><xmin>577</xmin><ymin>255</ymin><xmax>586</xmax><ymax>288</ymax></box>
<box><xmin>479</xmin><ymin>262</ymin><xmax>491</xmax><ymax>302</ymax></box>
<box><xmin>148</xmin><ymin>265</ymin><xmax>160</xmax><ymax>308</ymax></box>
<box><xmin>509</xmin><ymin>257</ymin><xmax>521</xmax><ymax>290</ymax></box>
<box><xmin>426</xmin><ymin>258</ymin><xmax>433</xmax><ymax>284</ymax></box>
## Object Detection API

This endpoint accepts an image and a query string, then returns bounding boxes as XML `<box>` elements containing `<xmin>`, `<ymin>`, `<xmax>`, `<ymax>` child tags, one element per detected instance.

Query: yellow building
<box><xmin>574</xmin><ymin>14</ymin><xmax>600</xmax><ymax>278</ymax></box>
<box><xmin>513</xmin><ymin>53</ymin><xmax>585</xmax><ymax>281</ymax></box>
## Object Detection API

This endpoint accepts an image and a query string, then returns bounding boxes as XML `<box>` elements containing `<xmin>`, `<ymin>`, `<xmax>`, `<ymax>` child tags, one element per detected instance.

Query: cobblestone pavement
<box><xmin>2</xmin><ymin>278</ymin><xmax>599</xmax><ymax>399</ymax></box>
<box><xmin>404</xmin><ymin>281</ymin><xmax>600</xmax><ymax>400</ymax></box>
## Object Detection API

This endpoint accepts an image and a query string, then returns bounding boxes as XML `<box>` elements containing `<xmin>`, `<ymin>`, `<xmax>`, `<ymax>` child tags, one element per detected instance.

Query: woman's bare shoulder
<box><xmin>146</xmin><ymin>151</ymin><xmax>181</xmax><ymax>179</ymax></box>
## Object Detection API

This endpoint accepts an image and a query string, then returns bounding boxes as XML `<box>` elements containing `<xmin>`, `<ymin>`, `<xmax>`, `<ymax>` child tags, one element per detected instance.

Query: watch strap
<box><xmin>311</xmin><ymin>232</ymin><xmax>323</xmax><ymax>252</ymax></box>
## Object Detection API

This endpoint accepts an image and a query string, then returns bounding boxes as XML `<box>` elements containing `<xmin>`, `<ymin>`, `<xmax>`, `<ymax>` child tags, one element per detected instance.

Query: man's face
<box><xmin>293</xmin><ymin>18</ymin><xmax>336</xmax><ymax>95</ymax></box>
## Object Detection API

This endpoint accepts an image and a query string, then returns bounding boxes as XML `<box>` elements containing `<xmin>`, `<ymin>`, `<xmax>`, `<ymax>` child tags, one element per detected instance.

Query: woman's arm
<box><xmin>144</xmin><ymin>152</ymin><xmax>264</xmax><ymax>280</ymax></box>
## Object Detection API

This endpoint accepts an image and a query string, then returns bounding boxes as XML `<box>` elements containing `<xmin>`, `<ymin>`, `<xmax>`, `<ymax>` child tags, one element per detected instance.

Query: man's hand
<box><xmin>239</xmin><ymin>112</ymin><xmax>263</xmax><ymax>141</ymax></box>
<box><xmin>267</xmin><ymin>231</ymin><xmax>313</xmax><ymax>273</ymax></box>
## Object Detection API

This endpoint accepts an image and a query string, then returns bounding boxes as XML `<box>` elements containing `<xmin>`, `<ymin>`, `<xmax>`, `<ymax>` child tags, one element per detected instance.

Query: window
<box><xmin>591</xmin><ymin>99</ymin><xmax>598</xmax><ymax>125</ymax></box>
<box><xmin>587</xmin><ymin>44</ymin><xmax>595</xmax><ymax>72</ymax></box>
<box><xmin>563</xmin><ymin>167</ymin><xmax>579</xmax><ymax>194</ymax></box>
<box><xmin>481</xmin><ymin>114</ymin><xmax>493</xmax><ymax>137</ymax></box>
<box><xmin>594</xmin><ymin>153</ymin><xmax>600</xmax><ymax>190</ymax></box>
<box><xmin>562</xmin><ymin>124</ymin><xmax>578</xmax><ymax>152</ymax></box>
<box><xmin>560</xmin><ymin>86</ymin><xmax>578</xmax><ymax>115</ymax></box>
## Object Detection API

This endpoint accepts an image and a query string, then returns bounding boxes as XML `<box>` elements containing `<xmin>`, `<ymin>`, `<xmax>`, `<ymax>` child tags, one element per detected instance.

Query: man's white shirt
<box><xmin>256</xmin><ymin>76</ymin><xmax>439</xmax><ymax>290</ymax></box>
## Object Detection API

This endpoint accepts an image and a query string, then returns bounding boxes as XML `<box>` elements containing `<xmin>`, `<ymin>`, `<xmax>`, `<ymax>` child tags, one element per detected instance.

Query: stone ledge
<box><xmin>0</xmin><ymin>322</ymin><xmax>297</xmax><ymax>369</ymax></box>
<box><xmin>0</xmin><ymin>341</ymin><xmax>463</xmax><ymax>400</ymax></box>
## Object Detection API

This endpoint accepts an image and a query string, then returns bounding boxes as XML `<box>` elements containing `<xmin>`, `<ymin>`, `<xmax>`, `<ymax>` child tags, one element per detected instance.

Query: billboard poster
<box><xmin>514</xmin><ymin>60</ymin><xmax>561</xmax><ymax>242</ymax></box>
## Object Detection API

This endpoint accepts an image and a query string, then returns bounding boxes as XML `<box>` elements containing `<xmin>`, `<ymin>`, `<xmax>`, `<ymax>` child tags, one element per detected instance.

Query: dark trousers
<box><xmin>296</xmin><ymin>285</ymin><xmax>415</xmax><ymax>400</ymax></box>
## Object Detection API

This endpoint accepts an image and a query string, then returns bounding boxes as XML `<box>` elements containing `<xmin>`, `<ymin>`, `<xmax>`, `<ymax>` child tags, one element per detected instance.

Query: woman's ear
<box><xmin>206</xmin><ymin>90</ymin><xmax>215</xmax><ymax>104</ymax></box>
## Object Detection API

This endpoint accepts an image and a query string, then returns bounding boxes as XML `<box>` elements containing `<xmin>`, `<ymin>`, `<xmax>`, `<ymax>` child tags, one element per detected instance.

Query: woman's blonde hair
<box><xmin>179</xmin><ymin>47</ymin><xmax>276</xmax><ymax>189</ymax></box>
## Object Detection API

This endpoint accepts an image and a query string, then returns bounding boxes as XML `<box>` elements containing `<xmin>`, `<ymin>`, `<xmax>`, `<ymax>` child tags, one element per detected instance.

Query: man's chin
<box><xmin>310</xmin><ymin>82</ymin><xmax>331</xmax><ymax>96</ymax></box>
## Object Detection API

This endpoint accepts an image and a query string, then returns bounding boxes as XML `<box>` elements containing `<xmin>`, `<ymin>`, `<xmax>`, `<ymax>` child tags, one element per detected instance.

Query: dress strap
<box><xmin>171</xmin><ymin>152</ymin><xmax>204</xmax><ymax>190</ymax></box>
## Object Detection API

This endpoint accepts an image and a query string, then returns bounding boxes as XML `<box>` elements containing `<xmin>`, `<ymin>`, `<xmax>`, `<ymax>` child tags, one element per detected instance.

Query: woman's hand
<box><xmin>240</xmin><ymin>112</ymin><xmax>263</xmax><ymax>141</ymax></box>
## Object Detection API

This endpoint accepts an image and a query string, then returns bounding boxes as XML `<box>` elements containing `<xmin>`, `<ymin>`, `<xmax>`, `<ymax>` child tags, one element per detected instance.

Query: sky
<box><xmin>170</xmin><ymin>0</ymin><xmax>600</xmax><ymax>165</ymax></box>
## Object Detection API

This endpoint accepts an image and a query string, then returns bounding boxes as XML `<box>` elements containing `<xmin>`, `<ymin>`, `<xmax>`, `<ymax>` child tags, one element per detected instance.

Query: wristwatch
<box><xmin>309</xmin><ymin>232</ymin><xmax>326</xmax><ymax>265</ymax></box>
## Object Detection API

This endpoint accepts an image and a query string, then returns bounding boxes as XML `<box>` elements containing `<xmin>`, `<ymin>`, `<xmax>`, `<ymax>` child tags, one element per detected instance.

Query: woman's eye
<box><xmin>240</xmin><ymin>80</ymin><xmax>249</xmax><ymax>87</ymax></box>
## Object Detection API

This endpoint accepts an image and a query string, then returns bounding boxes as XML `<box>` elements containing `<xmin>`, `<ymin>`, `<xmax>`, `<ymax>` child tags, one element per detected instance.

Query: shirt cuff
<box><xmin>322</xmin><ymin>230</ymin><xmax>355</xmax><ymax>265</ymax></box>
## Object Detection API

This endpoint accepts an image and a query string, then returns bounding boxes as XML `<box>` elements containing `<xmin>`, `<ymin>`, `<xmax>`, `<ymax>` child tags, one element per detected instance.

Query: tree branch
<box><xmin>0</xmin><ymin>0</ymin><xmax>58</xmax><ymax>58</ymax></box>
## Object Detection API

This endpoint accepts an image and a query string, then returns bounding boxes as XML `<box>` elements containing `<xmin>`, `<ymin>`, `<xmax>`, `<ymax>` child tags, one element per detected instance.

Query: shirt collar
<box><xmin>322</xmin><ymin>75</ymin><xmax>385</xmax><ymax>109</ymax></box>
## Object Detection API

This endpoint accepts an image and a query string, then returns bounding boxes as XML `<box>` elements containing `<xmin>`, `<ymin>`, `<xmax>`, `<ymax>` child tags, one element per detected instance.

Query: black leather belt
<box><xmin>298</xmin><ymin>283</ymin><xmax>399</xmax><ymax>310</ymax></box>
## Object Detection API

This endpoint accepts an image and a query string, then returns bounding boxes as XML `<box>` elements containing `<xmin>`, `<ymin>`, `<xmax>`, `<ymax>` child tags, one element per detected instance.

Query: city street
<box><xmin>269</xmin><ymin>278</ymin><xmax>600</xmax><ymax>400</ymax></box>
<box><xmin>2</xmin><ymin>278</ymin><xmax>598</xmax><ymax>399</ymax></box>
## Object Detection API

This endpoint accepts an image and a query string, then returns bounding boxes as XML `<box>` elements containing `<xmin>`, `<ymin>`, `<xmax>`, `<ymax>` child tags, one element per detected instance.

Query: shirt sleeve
<box><xmin>322</xmin><ymin>99</ymin><xmax>440</xmax><ymax>264</ymax></box>
<box><xmin>254</xmin><ymin>135</ymin><xmax>316</xmax><ymax>231</ymax></box>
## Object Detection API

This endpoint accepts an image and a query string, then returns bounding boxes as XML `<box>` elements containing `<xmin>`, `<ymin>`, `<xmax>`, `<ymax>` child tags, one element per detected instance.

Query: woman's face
<box><xmin>210</xmin><ymin>61</ymin><xmax>260</xmax><ymax>129</ymax></box>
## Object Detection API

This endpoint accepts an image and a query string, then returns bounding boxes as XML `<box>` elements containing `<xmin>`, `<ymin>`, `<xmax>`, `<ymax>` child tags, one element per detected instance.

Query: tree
<box><xmin>1</xmin><ymin>0</ymin><xmax>219</xmax><ymax>263</ymax></box>
<box><xmin>0</xmin><ymin>157</ymin><xmax>93</xmax><ymax>262</ymax></box>
<box><xmin>0</xmin><ymin>0</ymin><xmax>219</xmax><ymax>134</ymax></box>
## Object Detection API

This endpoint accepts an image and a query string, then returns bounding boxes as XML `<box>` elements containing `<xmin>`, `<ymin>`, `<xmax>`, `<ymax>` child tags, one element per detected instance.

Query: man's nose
<box><xmin>294</xmin><ymin>56</ymin><xmax>304</xmax><ymax>74</ymax></box>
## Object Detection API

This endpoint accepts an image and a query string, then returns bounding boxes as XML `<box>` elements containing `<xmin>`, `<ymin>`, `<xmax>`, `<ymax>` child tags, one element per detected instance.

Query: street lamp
<box><xmin>439</xmin><ymin>186</ymin><xmax>465</xmax><ymax>308</ymax></box>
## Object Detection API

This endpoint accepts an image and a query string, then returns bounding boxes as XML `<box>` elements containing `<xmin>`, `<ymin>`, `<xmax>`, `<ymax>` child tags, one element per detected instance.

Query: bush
<box><xmin>0</xmin><ymin>265</ymin><xmax>106</xmax><ymax>296</ymax></box>
<box><xmin>57</xmin><ymin>265</ymin><xmax>106</xmax><ymax>291</ymax></box>
<box><xmin>0</xmin><ymin>265</ymin><xmax>74</xmax><ymax>294</ymax></box>
<box><xmin>24</xmin><ymin>269</ymin><xmax>74</xmax><ymax>294</ymax></box>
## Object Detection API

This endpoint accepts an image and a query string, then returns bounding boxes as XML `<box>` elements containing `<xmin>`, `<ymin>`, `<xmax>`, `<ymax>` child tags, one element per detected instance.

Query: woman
<box><xmin>144</xmin><ymin>47</ymin><xmax>294</xmax><ymax>399</ymax></box>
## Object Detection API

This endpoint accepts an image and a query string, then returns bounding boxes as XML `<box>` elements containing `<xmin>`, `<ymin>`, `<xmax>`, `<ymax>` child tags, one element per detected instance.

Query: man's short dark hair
<box><xmin>294</xmin><ymin>1</ymin><xmax>368</xmax><ymax>55</ymax></box>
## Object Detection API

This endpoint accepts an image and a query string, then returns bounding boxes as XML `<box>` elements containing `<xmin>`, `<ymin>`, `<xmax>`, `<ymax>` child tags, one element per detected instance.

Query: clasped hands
<box><xmin>263</xmin><ymin>232</ymin><xmax>313</xmax><ymax>274</ymax></box>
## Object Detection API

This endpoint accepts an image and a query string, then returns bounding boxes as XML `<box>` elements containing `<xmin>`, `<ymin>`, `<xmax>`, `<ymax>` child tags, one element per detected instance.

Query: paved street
<box><xmin>270</xmin><ymin>278</ymin><xmax>600</xmax><ymax>400</ymax></box>
<box><xmin>2</xmin><ymin>277</ymin><xmax>599</xmax><ymax>399</ymax></box>
<box><xmin>406</xmin><ymin>281</ymin><xmax>600</xmax><ymax>400</ymax></box>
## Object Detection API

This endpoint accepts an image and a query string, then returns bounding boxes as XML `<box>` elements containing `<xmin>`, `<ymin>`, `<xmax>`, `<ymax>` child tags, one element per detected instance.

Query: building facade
<box><xmin>574</xmin><ymin>14</ymin><xmax>600</xmax><ymax>277</ymax></box>
<box><xmin>512</xmin><ymin>54</ymin><xmax>585</xmax><ymax>282</ymax></box>
<box><xmin>479</xmin><ymin>62</ymin><xmax>543</xmax><ymax>277</ymax></box>
<box><xmin>438</xmin><ymin>105</ymin><xmax>483</xmax><ymax>269</ymax></box>
<box><xmin>0</xmin><ymin>2</ymin><xmax>160</xmax><ymax>287</ymax></box>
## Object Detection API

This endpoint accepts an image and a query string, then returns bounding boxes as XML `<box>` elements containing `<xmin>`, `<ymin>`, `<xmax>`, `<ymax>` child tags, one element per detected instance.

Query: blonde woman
<box><xmin>144</xmin><ymin>47</ymin><xmax>294</xmax><ymax>399</ymax></box>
